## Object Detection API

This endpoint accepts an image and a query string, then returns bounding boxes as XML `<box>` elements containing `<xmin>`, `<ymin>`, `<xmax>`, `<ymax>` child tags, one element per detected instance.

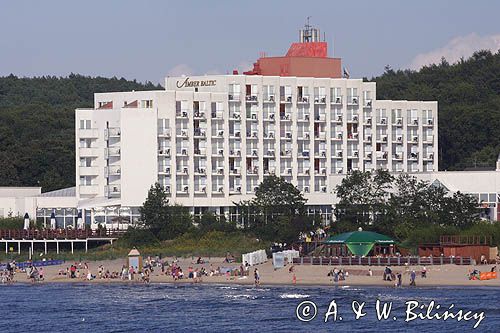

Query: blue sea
<box><xmin>0</xmin><ymin>283</ymin><xmax>499</xmax><ymax>332</ymax></box>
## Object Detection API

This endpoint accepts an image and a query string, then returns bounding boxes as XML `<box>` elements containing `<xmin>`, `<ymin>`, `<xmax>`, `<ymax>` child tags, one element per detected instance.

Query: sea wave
<box><xmin>279</xmin><ymin>293</ymin><xmax>310</xmax><ymax>299</ymax></box>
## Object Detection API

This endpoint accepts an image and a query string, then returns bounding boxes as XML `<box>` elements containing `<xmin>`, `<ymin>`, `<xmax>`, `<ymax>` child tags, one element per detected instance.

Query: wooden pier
<box><xmin>0</xmin><ymin>229</ymin><xmax>126</xmax><ymax>254</ymax></box>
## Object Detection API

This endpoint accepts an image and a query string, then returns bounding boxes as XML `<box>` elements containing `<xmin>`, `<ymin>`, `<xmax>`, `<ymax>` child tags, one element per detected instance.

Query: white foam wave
<box><xmin>279</xmin><ymin>294</ymin><xmax>310</xmax><ymax>299</ymax></box>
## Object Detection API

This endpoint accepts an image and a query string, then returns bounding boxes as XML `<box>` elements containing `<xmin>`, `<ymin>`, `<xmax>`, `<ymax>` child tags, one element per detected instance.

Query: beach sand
<box><xmin>7</xmin><ymin>257</ymin><xmax>500</xmax><ymax>287</ymax></box>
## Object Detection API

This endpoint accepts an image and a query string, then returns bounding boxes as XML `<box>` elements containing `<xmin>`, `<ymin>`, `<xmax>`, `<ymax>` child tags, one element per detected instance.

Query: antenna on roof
<box><xmin>300</xmin><ymin>17</ymin><xmax>320</xmax><ymax>43</ymax></box>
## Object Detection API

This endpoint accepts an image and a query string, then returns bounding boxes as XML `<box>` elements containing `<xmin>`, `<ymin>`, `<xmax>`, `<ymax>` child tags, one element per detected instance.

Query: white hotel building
<box><xmin>1</xmin><ymin>25</ymin><xmax>499</xmax><ymax>227</ymax></box>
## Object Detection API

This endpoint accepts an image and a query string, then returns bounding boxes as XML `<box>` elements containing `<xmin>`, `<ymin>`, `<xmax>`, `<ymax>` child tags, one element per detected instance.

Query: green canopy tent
<box><xmin>324</xmin><ymin>230</ymin><xmax>396</xmax><ymax>256</ymax></box>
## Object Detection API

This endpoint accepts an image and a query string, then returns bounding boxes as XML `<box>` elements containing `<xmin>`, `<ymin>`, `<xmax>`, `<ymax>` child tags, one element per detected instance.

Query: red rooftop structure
<box><xmin>244</xmin><ymin>21</ymin><xmax>342</xmax><ymax>78</ymax></box>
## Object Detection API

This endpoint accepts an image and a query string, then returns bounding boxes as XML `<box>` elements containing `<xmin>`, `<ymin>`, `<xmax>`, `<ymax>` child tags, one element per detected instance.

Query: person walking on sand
<box><xmin>254</xmin><ymin>268</ymin><xmax>260</xmax><ymax>287</ymax></box>
<box><xmin>410</xmin><ymin>270</ymin><xmax>416</xmax><ymax>286</ymax></box>
<box><xmin>397</xmin><ymin>272</ymin><xmax>402</xmax><ymax>287</ymax></box>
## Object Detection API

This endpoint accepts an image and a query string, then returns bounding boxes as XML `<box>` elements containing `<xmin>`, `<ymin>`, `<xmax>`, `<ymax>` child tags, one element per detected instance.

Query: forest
<box><xmin>0</xmin><ymin>50</ymin><xmax>499</xmax><ymax>190</ymax></box>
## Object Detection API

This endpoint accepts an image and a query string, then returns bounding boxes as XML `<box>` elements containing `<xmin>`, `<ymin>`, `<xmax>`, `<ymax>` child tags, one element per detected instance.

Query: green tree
<box><xmin>139</xmin><ymin>182</ymin><xmax>191</xmax><ymax>240</ymax></box>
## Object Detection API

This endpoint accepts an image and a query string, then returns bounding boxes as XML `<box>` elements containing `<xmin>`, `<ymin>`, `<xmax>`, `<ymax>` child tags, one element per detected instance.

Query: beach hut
<box><xmin>324</xmin><ymin>229</ymin><xmax>396</xmax><ymax>256</ymax></box>
<box><xmin>127</xmin><ymin>248</ymin><xmax>143</xmax><ymax>272</ymax></box>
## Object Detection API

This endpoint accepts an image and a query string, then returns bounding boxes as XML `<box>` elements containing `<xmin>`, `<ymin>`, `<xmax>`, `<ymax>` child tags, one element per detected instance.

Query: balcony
<box><xmin>193</xmin><ymin>128</ymin><xmax>207</xmax><ymax>138</ymax></box>
<box><xmin>297</xmin><ymin>114</ymin><xmax>310</xmax><ymax>122</ymax></box>
<box><xmin>158</xmin><ymin>148</ymin><xmax>170</xmax><ymax>157</ymax></box>
<box><xmin>348</xmin><ymin>151</ymin><xmax>359</xmax><ymax>159</ymax></box>
<box><xmin>79</xmin><ymin>166</ymin><xmax>98</xmax><ymax>176</ymax></box>
<box><xmin>158</xmin><ymin>166</ymin><xmax>171</xmax><ymax>175</ymax></box>
<box><xmin>230</xmin><ymin>168</ymin><xmax>241</xmax><ymax>176</ymax></box>
<box><xmin>347</xmin><ymin>96</ymin><xmax>359</xmax><ymax>106</ymax></box>
<box><xmin>79</xmin><ymin>147</ymin><xmax>99</xmax><ymax>157</ymax></box>
<box><xmin>104</xmin><ymin>128</ymin><xmax>121</xmax><ymax>139</ymax></box>
<box><xmin>176</xmin><ymin>129</ymin><xmax>189</xmax><ymax>139</ymax></box>
<box><xmin>297</xmin><ymin>133</ymin><xmax>310</xmax><ymax>141</ymax></box>
<box><xmin>177</xmin><ymin>148</ymin><xmax>189</xmax><ymax>157</ymax></box>
<box><xmin>211</xmin><ymin>111</ymin><xmax>223</xmax><ymax>120</ymax></box>
<box><xmin>280</xmin><ymin>113</ymin><xmax>292</xmax><ymax>121</ymax></box>
<box><xmin>314</xmin><ymin>95</ymin><xmax>327</xmax><ymax>104</ymax></box>
<box><xmin>393</xmin><ymin>153</ymin><xmax>403</xmax><ymax>160</ymax></box>
<box><xmin>158</xmin><ymin>128</ymin><xmax>171</xmax><ymax>138</ymax></box>
<box><xmin>376</xmin><ymin>152</ymin><xmax>388</xmax><ymax>160</ymax></box>
<box><xmin>104</xmin><ymin>166</ymin><xmax>121</xmax><ymax>177</ymax></box>
<box><xmin>424</xmin><ymin>135</ymin><xmax>434</xmax><ymax>143</ymax></box>
<box><xmin>408</xmin><ymin>152</ymin><xmax>419</xmax><ymax>160</ymax></box>
<box><xmin>347</xmin><ymin>115</ymin><xmax>359</xmax><ymax>123</ymax></box>
<box><xmin>79</xmin><ymin>185</ymin><xmax>99</xmax><ymax>196</ymax></box>
<box><xmin>228</xmin><ymin>93</ymin><xmax>240</xmax><ymax>102</ymax></box>
<box><xmin>105</xmin><ymin>185</ymin><xmax>121</xmax><ymax>197</ymax></box>
<box><xmin>229</xmin><ymin>113</ymin><xmax>241</xmax><ymax>120</ymax></box>
<box><xmin>423</xmin><ymin>153</ymin><xmax>434</xmax><ymax>161</ymax></box>
<box><xmin>193</xmin><ymin>111</ymin><xmax>206</xmax><ymax>120</ymax></box>
<box><xmin>246</xmin><ymin>149</ymin><xmax>259</xmax><ymax>158</ymax></box>
<box><xmin>177</xmin><ymin>185</ymin><xmax>190</xmax><ymax>194</ymax></box>
<box><xmin>331</xmin><ymin>96</ymin><xmax>342</xmax><ymax>105</ymax></box>
<box><xmin>193</xmin><ymin>148</ymin><xmax>207</xmax><ymax>156</ymax></box>
<box><xmin>314</xmin><ymin>132</ymin><xmax>326</xmax><ymax>140</ymax></box>
<box><xmin>194</xmin><ymin>186</ymin><xmax>207</xmax><ymax>195</ymax></box>
<box><xmin>175</xmin><ymin>111</ymin><xmax>189</xmax><ymax>119</ymax></box>
<box><xmin>246</xmin><ymin>113</ymin><xmax>258</xmax><ymax>121</ymax></box>
<box><xmin>263</xmin><ymin>94</ymin><xmax>275</xmax><ymax>103</ymax></box>
<box><xmin>364</xmin><ymin>117</ymin><xmax>372</xmax><ymax>126</ymax></box>
<box><xmin>297</xmin><ymin>95</ymin><xmax>310</xmax><ymax>104</ymax></box>
<box><xmin>408</xmin><ymin>118</ymin><xmax>419</xmax><ymax>126</ymax></box>
<box><xmin>347</xmin><ymin>132</ymin><xmax>359</xmax><ymax>140</ymax></box>
<box><xmin>425</xmin><ymin>118</ymin><xmax>434</xmax><ymax>126</ymax></box>
<box><xmin>315</xmin><ymin>150</ymin><xmax>327</xmax><ymax>159</ymax></box>
<box><xmin>263</xmin><ymin>131</ymin><xmax>275</xmax><ymax>140</ymax></box>
<box><xmin>245</xmin><ymin>94</ymin><xmax>258</xmax><ymax>104</ymax></box>
<box><xmin>377</xmin><ymin>118</ymin><xmax>387</xmax><ymax>126</ymax></box>
<box><xmin>229</xmin><ymin>149</ymin><xmax>241</xmax><ymax>157</ymax></box>
<box><xmin>246</xmin><ymin>131</ymin><xmax>259</xmax><ymax>139</ymax></box>
<box><xmin>230</xmin><ymin>186</ymin><xmax>242</xmax><ymax>194</ymax></box>
<box><xmin>213</xmin><ymin>167</ymin><xmax>224</xmax><ymax>175</ymax></box>
<box><xmin>280</xmin><ymin>95</ymin><xmax>293</xmax><ymax>103</ymax></box>
<box><xmin>247</xmin><ymin>166</ymin><xmax>259</xmax><ymax>175</ymax></box>
<box><xmin>314</xmin><ymin>114</ymin><xmax>326</xmax><ymax>122</ymax></box>
<box><xmin>280</xmin><ymin>149</ymin><xmax>293</xmax><ymax>158</ymax></box>
<box><xmin>194</xmin><ymin>167</ymin><xmax>207</xmax><ymax>175</ymax></box>
<box><xmin>264</xmin><ymin>113</ymin><xmax>275</xmax><ymax>122</ymax></box>
<box><xmin>332</xmin><ymin>115</ymin><xmax>343</xmax><ymax>123</ymax></box>
<box><xmin>104</xmin><ymin>147</ymin><xmax>121</xmax><ymax>158</ymax></box>
<box><xmin>281</xmin><ymin>132</ymin><xmax>292</xmax><ymax>140</ymax></box>
<box><xmin>265</xmin><ymin>149</ymin><xmax>275</xmax><ymax>157</ymax></box>
<box><xmin>363</xmin><ymin>99</ymin><xmax>373</xmax><ymax>108</ymax></box>
<box><xmin>314</xmin><ymin>95</ymin><xmax>326</xmax><ymax>104</ymax></box>
<box><xmin>394</xmin><ymin>118</ymin><xmax>403</xmax><ymax>127</ymax></box>
<box><xmin>79</xmin><ymin>128</ymin><xmax>98</xmax><ymax>138</ymax></box>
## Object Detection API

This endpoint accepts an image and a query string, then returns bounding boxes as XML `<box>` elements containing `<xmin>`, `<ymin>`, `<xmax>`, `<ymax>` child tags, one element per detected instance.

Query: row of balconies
<box><xmin>229</xmin><ymin>93</ymin><xmax>367</xmax><ymax>107</ymax></box>
<box><xmin>160</xmin><ymin>184</ymin><xmax>329</xmax><ymax>195</ymax></box>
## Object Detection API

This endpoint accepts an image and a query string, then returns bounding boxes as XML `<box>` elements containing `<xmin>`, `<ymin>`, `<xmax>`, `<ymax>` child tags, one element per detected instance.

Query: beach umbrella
<box><xmin>324</xmin><ymin>230</ymin><xmax>396</xmax><ymax>256</ymax></box>
<box><xmin>77</xmin><ymin>211</ymin><xmax>84</xmax><ymax>230</ymax></box>
<box><xmin>23</xmin><ymin>213</ymin><xmax>30</xmax><ymax>230</ymax></box>
<box><xmin>50</xmin><ymin>212</ymin><xmax>56</xmax><ymax>230</ymax></box>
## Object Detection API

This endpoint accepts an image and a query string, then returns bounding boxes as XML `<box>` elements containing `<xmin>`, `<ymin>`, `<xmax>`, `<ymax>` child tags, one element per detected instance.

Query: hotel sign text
<box><xmin>176</xmin><ymin>77</ymin><xmax>217</xmax><ymax>88</ymax></box>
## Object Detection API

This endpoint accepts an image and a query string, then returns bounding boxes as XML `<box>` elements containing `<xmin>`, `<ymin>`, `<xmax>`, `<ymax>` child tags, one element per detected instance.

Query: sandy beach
<box><xmin>5</xmin><ymin>257</ymin><xmax>500</xmax><ymax>287</ymax></box>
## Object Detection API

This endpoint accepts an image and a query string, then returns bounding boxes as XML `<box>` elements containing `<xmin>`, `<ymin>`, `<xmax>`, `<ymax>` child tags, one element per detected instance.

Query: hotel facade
<box><xmin>0</xmin><ymin>25</ymin><xmax>499</xmax><ymax>227</ymax></box>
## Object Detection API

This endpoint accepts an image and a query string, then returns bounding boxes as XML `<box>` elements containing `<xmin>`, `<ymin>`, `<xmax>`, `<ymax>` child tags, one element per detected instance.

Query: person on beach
<box><xmin>39</xmin><ymin>267</ymin><xmax>44</xmax><ymax>281</ymax></box>
<box><xmin>397</xmin><ymin>272</ymin><xmax>402</xmax><ymax>287</ymax></box>
<box><xmin>410</xmin><ymin>270</ymin><xmax>416</xmax><ymax>286</ymax></box>
<box><xmin>421</xmin><ymin>266</ymin><xmax>427</xmax><ymax>278</ymax></box>
<box><xmin>254</xmin><ymin>268</ymin><xmax>260</xmax><ymax>286</ymax></box>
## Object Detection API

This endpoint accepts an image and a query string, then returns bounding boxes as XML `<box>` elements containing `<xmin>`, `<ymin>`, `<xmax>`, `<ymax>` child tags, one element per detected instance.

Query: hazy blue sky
<box><xmin>1</xmin><ymin>0</ymin><xmax>499</xmax><ymax>83</ymax></box>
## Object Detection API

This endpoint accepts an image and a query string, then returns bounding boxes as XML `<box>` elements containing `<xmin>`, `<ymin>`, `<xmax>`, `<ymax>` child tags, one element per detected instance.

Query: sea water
<box><xmin>0</xmin><ymin>283</ymin><xmax>498</xmax><ymax>332</ymax></box>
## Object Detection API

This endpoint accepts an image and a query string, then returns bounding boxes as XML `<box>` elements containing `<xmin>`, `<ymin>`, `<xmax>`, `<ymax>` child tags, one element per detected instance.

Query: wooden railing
<box><xmin>292</xmin><ymin>256</ymin><xmax>474</xmax><ymax>266</ymax></box>
<box><xmin>0</xmin><ymin>229</ymin><xmax>126</xmax><ymax>240</ymax></box>
<box><xmin>440</xmin><ymin>235</ymin><xmax>492</xmax><ymax>246</ymax></box>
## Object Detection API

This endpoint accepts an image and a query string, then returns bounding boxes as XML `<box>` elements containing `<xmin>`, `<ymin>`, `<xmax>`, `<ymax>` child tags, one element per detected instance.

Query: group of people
<box><xmin>381</xmin><ymin>265</ymin><xmax>427</xmax><ymax>287</ymax></box>
<box><xmin>328</xmin><ymin>267</ymin><xmax>349</xmax><ymax>282</ymax></box>
<box><xmin>0</xmin><ymin>261</ymin><xmax>45</xmax><ymax>284</ymax></box>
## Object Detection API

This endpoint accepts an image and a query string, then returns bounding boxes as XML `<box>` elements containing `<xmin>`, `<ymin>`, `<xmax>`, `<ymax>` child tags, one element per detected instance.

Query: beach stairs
<box><xmin>308</xmin><ymin>244</ymin><xmax>325</xmax><ymax>257</ymax></box>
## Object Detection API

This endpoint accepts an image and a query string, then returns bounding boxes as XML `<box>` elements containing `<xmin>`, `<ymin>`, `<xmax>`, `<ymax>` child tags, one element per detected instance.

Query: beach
<box><xmin>5</xmin><ymin>257</ymin><xmax>500</xmax><ymax>287</ymax></box>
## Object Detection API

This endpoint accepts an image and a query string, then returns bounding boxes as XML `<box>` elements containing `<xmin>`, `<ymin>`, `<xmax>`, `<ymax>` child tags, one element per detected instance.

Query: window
<box><xmin>141</xmin><ymin>100</ymin><xmax>153</xmax><ymax>108</ymax></box>
<box><xmin>79</xmin><ymin>176</ymin><xmax>92</xmax><ymax>186</ymax></box>
<box><xmin>79</xmin><ymin>119</ymin><xmax>91</xmax><ymax>129</ymax></box>
<box><xmin>80</xmin><ymin>157</ymin><xmax>92</xmax><ymax>167</ymax></box>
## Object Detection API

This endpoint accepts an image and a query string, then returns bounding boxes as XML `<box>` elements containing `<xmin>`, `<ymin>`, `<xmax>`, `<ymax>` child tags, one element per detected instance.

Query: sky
<box><xmin>1</xmin><ymin>0</ymin><xmax>499</xmax><ymax>84</ymax></box>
